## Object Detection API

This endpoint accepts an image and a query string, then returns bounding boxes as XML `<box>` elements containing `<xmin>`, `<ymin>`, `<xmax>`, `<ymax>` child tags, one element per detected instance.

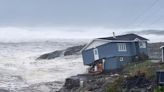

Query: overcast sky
<box><xmin>0</xmin><ymin>0</ymin><xmax>164</xmax><ymax>42</ymax></box>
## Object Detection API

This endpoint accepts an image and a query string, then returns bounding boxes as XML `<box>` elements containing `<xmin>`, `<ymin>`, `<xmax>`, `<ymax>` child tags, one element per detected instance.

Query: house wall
<box><xmin>82</xmin><ymin>49</ymin><xmax>94</xmax><ymax>65</ymax></box>
<box><xmin>82</xmin><ymin>42</ymin><xmax>137</xmax><ymax>65</ymax></box>
<box><xmin>139</xmin><ymin>42</ymin><xmax>148</xmax><ymax>55</ymax></box>
<box><xmin>104</xmin><ymin>57</ymin><xmax>118</xmax><ymax>70</ymax></box>
<box><xmin>104</xmin><ymin>56</ymin><xmax>131</xmax><ymax>72</ymax></box>
<box><xmin>97</xmin><ymin>42</ymin><xmax>136</xmax><ymax>58</ymax></box>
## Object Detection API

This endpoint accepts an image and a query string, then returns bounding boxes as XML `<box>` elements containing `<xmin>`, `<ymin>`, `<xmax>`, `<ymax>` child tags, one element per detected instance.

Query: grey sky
<box><xmin>1</xmin><ymin>0</ymin><xmax>164</xmax><ymax>42</ymax></box>
<box><xmin>0</xmin><ymin>0</ymin><xmax>164</xmax><ymax>29</ymax></box>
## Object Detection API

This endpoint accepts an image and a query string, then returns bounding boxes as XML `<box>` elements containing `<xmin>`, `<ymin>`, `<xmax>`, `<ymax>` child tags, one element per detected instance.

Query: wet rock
<box><xmin>0</xmin><ymin>89</ymin><xmax>9</xmax><ymax>92</ymax></box>
<box><xmin>37</xmin><ymin>50</ymin><xmax>63</xmax><ymax>60</ymax></box>
<box><xmin>37</xmin><ymin>45</ymin><xmax>85</xmax><ymax>60</ymax></box>
<box><xmin>59</xmin><ymin>74</ymin><xmax>116</xmax><ymax>92</ymax></box>
<box><xmin>64</xmin><ymin>45</ymin><xmax>85</xmax><ymax>56</ymax></box>
<box><xmin>64</xmin><ymin>76</ymin><xmax>80</xmax><ymax>89</ymax></box>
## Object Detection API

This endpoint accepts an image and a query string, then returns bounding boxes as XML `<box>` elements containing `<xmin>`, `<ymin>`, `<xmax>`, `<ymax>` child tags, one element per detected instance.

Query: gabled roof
<box><xmin>99</xmin><ymin>33</ymin><xmax>148</xmax><ymax>41</ymax></box>
<box><xmin>160</xmin><ymin>46</ymin><xmax>164</xmax><ymax>49</ymax></box>
<box><xmin>81</xmin><ymin>33</ymin><xmax>148</xmax><ymax>51</ymax></box>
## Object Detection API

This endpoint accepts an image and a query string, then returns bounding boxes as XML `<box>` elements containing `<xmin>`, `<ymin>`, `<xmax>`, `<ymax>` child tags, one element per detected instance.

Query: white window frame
<box><xmin>117</xmin><ymin>43</ymin><xmax>127</xmax><ymax>52</ymax></box>
<box><xmin>139</xmin><ymin>41</ymin><xmax>146</xmax><ymax>48</ymax></box>
<box><xmin>120</xmin><ymin>57</ymin><xmax>124</xmax><ymax>61</ymax></box>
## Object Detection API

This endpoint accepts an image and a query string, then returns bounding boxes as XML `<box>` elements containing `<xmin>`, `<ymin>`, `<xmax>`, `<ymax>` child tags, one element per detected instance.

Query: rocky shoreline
<box><xmin>59</xmin><ymin>74</ymin><xmax>118</xmax><ymax>92</ymax></box>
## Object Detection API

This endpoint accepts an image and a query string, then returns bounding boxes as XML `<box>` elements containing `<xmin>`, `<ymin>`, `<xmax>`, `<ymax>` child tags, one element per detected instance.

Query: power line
<box><xmin>137</xmin><ymin>0</ymin><xmax>164</xmax><ymax>28</ymax></box>
<box><xmin>148</xmin><ymin>12</ymin><xmax>164</xmax><ymax>27</ymax></box>
<box><xmin>126</xmin><ymin>0</ymin><xmax>159</xmax><ymax>29</ymax></box>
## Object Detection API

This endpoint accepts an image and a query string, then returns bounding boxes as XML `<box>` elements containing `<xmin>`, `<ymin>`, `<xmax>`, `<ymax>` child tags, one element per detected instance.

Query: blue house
<box><xmin>81</xmin><ymin>33</ymin><xmax>149</xmax><ymax>73</ymax></box>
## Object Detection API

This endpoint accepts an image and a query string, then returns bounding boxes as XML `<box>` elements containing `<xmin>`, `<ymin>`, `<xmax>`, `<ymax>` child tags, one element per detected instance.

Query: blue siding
<box><xmin>117</xmin><ymin>56</ymin><xmax>130</xmax><ymax>67</ymax></box>
<box><xmin>104</xmin><ymin>56</ymin><xmax>131</xmax><ymax>71</ymax></box>
<box><xmin>139</xmin><ymin>42</ymin><xmax>148</xmax><ymax>55</ymax></box>
<box><xmin>97</xmin><ymin>42</ymin><xmax>136</xmax><ymax>59</ymax></box>
<box><xmin>82</xmin><ymin>49</ymin><xmax>94</xmax><ymax>65</ymax></box>
<box><xmin>135</xmin><ymin>42</ymin><xmax>139</xmax><ymax>55</ymax></box>
<box><xmin>82</xmin><ymin>42</ymin><xmax>139</xmax><ymax>65</ymax></box>
<box><xmin>104</xmin><ymin>57</ymin><xmax>118</xmax><ymax>70</ymax></box>
<box><xmin>130</xmin><ymin>42</ymin><xmax>137</xmax><ymax>56</ymax></box>
<box><xmin>82</xmin><ymin>41</ymin><xmax>148</xmax><ymax>71</ymax></box>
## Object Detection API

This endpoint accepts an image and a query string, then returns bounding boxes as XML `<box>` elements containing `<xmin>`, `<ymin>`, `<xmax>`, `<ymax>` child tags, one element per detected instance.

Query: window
<box><xmin>120</xmin><ymin>57</ymin><xmax>124</xmax><ymax>61</ymax></box>
<box><xmin>139</xmin><ymin>42</ymin><xmax>146</xmax><ymax>48</ymax></box>
<box><xmin>117</xmin><ymin>43</ymin><xmax>127</xmax><ymax>52</ymax></box>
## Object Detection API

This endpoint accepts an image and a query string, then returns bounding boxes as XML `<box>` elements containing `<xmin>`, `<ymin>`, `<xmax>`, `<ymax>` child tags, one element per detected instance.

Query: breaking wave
<box><xmin>0</xmin><ymin>40</ymin><xmax>87</xmax><ymax>91</ymax></box>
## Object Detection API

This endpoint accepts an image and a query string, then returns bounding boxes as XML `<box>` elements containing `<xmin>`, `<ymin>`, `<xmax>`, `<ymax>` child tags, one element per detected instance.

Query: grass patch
<box><xmin>105</xmin><ymin>77</ymin><xmax>124</xmax><ymax>92</ymax></box>
<box><xmin>105</xmin><ymin>60</ymin><xmax>159</xmax><ymax>92</ymax></box>
<box><xmin>122</xmin><ymin>60</ymin><xmax>156</xmax><ymax>78</ymax></box>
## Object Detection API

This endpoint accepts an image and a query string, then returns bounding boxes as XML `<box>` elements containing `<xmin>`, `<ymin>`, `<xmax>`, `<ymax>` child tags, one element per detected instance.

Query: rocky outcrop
<box><xmin>64</xmin><ymin>45</ymin><xmax>85</xmax><ymax>56</ymax></box>
<box><xmin>37</xmin><ymin>50</ymin><xmax>64</xmax><ymax>60</ymax></box>
<box><xmin>37</xmin><ymin>45</ymin><xmax>85</xmax><ymax>60</ymax></box>
<box><xmin>59</xmin><ymin>74</ymin><xmax>117</xmax><ymax>92</ymax></box>
<box><xmin>0</xmin><ymin>89</ymin><xmax>9</xmax><ymax>92</ymax></box>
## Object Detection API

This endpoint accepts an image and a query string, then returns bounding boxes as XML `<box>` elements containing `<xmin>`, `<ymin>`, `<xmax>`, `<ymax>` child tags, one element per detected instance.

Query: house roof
<box><xmin>160</xmin><ymin>46</ymin><xmax>164</xmax><ymax>49</ymax></box>
<box><xmin>81</xmin><ymin>33</ymin><xmax>148</xmax><ymax>51</ymax></box>
<box><xmin>99</xmin><ymin>33</ymin><xmax>148</xmax><ymax>41</ymax></box>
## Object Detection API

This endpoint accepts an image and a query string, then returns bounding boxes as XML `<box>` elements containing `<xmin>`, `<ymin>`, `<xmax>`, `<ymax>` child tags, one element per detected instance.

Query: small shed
<box><xmin>160</xmin><ymin>46</ymin><xmax>164</xmax><ymax>62</ymax></box>
<box><xmin>156</xmin><ymin>70</ymin><xmax>164</xmax><ymax>86</ymax></box>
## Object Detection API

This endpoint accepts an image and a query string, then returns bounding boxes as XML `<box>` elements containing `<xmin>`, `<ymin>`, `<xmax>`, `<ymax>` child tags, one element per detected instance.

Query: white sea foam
<box><xmin>0</xmin><ymin>27</ymin><xmax>162</xmax><ymax>43</ymax></box>
<box><xmin>0</xmin><ymin>40</ymin><xmax>87</xmax><ymax>91</ymax></box>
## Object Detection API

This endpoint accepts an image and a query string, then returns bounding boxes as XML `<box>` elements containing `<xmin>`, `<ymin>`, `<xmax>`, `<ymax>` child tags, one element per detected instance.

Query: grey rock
<box><xmin>0</xmin><ymin>89</ymin><xmax>9</xmax><ymax>92</ymax></box>
<box><xmin>59</xmin><ymin>74</ymin><xmax>115</xmax><ymax>92</ymax></box>
<box><xmin>37</xmin><ymin>45</ymin><xmax>85</xmax><ymax>60</ymax></box>
<box><xmin>37</xmin><ymin>50</ymin><xmax>63</xmax><ymax>60</ymax></box>
<box><xmin>64</xmin><ymin>45</ymin><xmax>85</xmax><ymax>56</ymax></box>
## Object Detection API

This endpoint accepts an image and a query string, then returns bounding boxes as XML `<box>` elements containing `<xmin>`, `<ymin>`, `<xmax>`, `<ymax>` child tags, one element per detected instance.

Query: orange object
<box><xmin>97</xmin><ymin>63</ymin><xmax>103</xmax><ymax>73</ymax></box>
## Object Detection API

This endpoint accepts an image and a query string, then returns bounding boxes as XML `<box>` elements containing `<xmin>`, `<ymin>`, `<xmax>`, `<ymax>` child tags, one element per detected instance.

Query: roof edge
<box><xmin>81</xmin><ymin>38</ymin><xmax>148</xmax><ymax>52</ymax></box>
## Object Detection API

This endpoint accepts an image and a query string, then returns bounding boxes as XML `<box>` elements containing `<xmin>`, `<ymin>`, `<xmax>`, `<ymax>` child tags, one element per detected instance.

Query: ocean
<box><xmin>0</xmin><ymin>40</ymin><xmax>87</xmax><ymax>91</ymax></box>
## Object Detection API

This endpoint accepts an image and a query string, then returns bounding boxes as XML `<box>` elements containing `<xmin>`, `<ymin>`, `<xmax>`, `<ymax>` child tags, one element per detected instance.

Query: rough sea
<box><xmin>0</xmin><ymin>40</ymin><xmax>87</xmax><ymax>91</ymax></box>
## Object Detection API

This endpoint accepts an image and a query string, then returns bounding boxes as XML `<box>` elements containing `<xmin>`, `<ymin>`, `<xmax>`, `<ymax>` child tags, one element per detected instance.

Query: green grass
<box><xmin>105</xmin><ymin>77</ymin><xmax>124</xmax><ymax>92</ymax></box>
<box><xmin>105</xmin><ymin>60</ymin><xmax>158</xmax><ymax>92</ymax></box>
<box><xmin>122</xmin><ymin>60</ymin><xmax>156</xmax><ymax>78</ymax></box>
<box><xmin>154</xmin><ymin>86</ymin><xmax>164</xmax><ymax>92</ymax></box>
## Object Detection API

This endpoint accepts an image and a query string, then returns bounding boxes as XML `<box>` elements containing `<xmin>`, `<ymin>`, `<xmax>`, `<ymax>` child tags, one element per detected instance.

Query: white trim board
<box><xmin>81</xmin><ymin>39</ymin><xmax>110</xmax><ymax>51</ymax></box>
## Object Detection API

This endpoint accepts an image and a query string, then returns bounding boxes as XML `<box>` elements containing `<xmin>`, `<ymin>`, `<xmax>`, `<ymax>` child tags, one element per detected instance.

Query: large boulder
<box><xmin>37</xmin><ymin>45</ymin><xmax>85</xmax><ymax>60</ymax></box>
<box><xmin>37</xmin><ymin>50</ymin><xmax>63</xmax><ymax>60</ymax></box>
<box><xmin>0</xmin><ymin>89</ymin><xmax>9</xmax><ymax>92</ymax></box>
